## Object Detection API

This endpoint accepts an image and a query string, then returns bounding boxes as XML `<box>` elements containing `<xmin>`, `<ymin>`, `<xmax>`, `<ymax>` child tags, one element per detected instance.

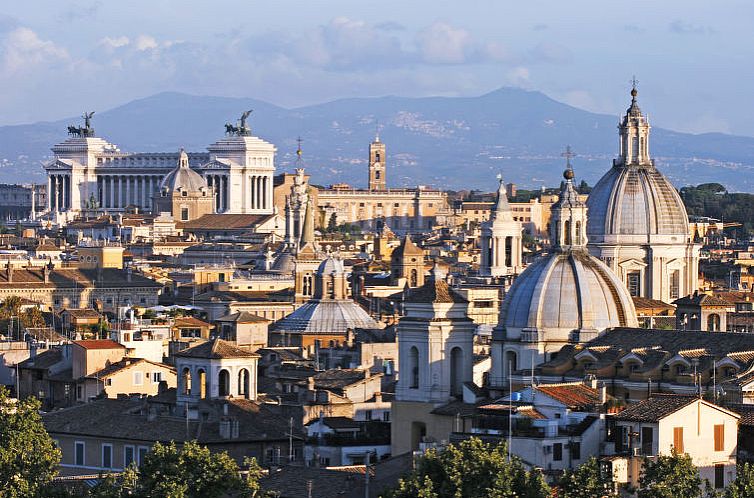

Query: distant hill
<box><xmin>2</xmin><ymin>88</ymin><xmax>754</xmax><ymax>191</ymax></box>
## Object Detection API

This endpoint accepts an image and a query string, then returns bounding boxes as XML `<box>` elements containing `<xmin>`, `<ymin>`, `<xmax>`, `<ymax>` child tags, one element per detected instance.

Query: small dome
<box><xmin>316</xmin><ymin>256</ymin><xmax>345</xmax><ymax>276</ymax></box>
<box><xmin>160</xmin><ymin>149</ymin><xmax>208</xmax><ymax>193</ymax></box>
<box><xmin>586</xmin><ymin>165</ymin><xmax>689</xmax><ymax>240</ymax></box>
<box><xmin>503</xmin><ymin>250</ymin><xmax>638</xmax><ymax>333</ymax></box>
<box><xmin>271</xmin><ymin>250</ymin><xmax>296</xmax><ymax>274</ymax></box>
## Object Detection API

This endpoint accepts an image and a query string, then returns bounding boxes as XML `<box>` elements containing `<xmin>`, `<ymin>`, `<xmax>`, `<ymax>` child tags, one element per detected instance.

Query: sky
<box><xmin>1</xmin><ymin>0</ymin><xmax>753</xmax><ymax>136</ymax></box>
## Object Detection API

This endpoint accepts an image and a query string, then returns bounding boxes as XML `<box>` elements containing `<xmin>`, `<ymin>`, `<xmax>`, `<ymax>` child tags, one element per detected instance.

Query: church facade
<box><xmin>44</xmin><ymin>114</ymin><xmax>275</xmax><ymax>217</ymax></box>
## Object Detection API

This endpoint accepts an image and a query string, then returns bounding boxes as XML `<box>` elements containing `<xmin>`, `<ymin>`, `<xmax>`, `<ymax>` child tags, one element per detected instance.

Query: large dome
<box><xmin>503</xmin><ymin>250</ymin><xmax>638</xmax><ymax>333</ymax></box>
<box><xmin>586</xmin><ymin>165</ymin><xmax>689</xmax><ymax>241</ymax></box>
<box><xmin>160</xmin><ymin>149</ymin><xmax>208</xmax><ymax>193</ymax></box>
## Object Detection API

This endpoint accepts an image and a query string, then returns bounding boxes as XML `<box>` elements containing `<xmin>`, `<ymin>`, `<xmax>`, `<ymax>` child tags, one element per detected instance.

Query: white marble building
<box><xmin>45</xmin><ymin>123</ymin><xmax>276</xmax><ymax>217</ymax></box>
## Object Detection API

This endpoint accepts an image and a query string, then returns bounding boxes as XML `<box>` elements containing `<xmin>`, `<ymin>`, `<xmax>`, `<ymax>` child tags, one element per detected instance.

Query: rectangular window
<box><xmin>714</xmin><ymin>424</ymin><xmax>725</xmax><ymax>451</ymax></box>
<box><xmin>137</xmin><ymin>446</ymin><xmax>149</xmax><ymax>466</ymax></box>
<box><xmin>124</xmin><ymin>446</ymin><xmax>135</xmax><ymax>467</ymax></box>
<box><xmin>641</xmin><ymin>426</ymin><xmax>654</xmax><ymax>456</ymax></box>
<box><xmin>553</xmin><ymin>443</ymin><xmax>563</xmax><ymax>461</ymax></box>
<box><xmin>627</xmin><ymin>272</ymin><xmax>641</xmax><ymax>297</ymax></box>
<box><xmin>75</xmin><ymin>441</ymin><xmax>85</xmax><ymax>466</ymax></box>
<box><xmin>383</xmin><ymin>411</ymin><xmax>390</xmax><ymax>422</ymax></box>
<box><xmin>133</xmin><ymin>372</ymin><xmax>143</xmax><ymax>386</ymax></box>
<box><xmin>715</xmin><ymin>464</ymin><xmax>725</xmax><ymax>489</ymax></box>
<box><xmin>153</xmin><ymin>372</ymin><xmax>163</xmax><ymax>383</ymax></box>
<box><xmin>670</xmin><ymin>270</ymin><xmax>680</xmax><ymax>300</ymax></box>
<box><xmin>181</xmin><ymin>208</ymin><xmax>189</xmax><ymax>221</ymax></box>
<box><xmin>102</xmin><ymin>444</ymin><xmax>112</xmax><ymax>469</ymax></box>
<box><xmin>570</xmin><ymin>442</ymin><xmax>581</xmax><ymax>460</ymax></box>
<box><xmin>365</xmin><ymin>410</ymin><xmax>373</xmax><ymax>421</ymax></box>
<box><xmin>674</xmin><ymin>427</ymin><xmax>684</xmax><ymax>453</ymax></box>
<box><xmin>77</xmin><ymin>385</ymin><xmax>83</xmax><ymax>400</ymax></box>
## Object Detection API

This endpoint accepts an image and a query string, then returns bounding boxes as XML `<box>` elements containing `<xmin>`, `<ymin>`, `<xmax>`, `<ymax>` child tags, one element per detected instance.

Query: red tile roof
<box><xmin>535</xmin><ymin>383</ymin><xmax>601</xmax><ymax>409</ymax></box>
<box><xmin>74</xmin><ymin>339</ymin><xmax>125</xmax><ymax>350</ymax></box>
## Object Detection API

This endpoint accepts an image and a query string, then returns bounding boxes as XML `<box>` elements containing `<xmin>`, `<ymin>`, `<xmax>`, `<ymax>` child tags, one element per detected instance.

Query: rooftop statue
<box><xmin>67</xmin><ymin>111</ymin><xmax>96</xmax><ymax>138</ymax></box>
<box><xmin>224</xmin><ymin>110</ymin><xmax>253</xmax><ymax>137</ymax></box>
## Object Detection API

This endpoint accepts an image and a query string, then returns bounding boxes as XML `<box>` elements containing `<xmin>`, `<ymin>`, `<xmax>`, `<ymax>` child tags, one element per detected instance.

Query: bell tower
<box><xmin>368</xmin><ymin>135</ymin><xmax>386</xmax><ymax>191</ymax></box>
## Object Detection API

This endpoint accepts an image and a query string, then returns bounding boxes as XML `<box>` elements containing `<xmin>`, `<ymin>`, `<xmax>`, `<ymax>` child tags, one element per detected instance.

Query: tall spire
<box><xmin>492</xmin><ymin>174</ymin><xmax>512</xmax><ymax>216</ymax></box>
<box><xmin>300</xmin><ymin>195</ymin><xmax>315</xmax><ymax>247</ymax></box>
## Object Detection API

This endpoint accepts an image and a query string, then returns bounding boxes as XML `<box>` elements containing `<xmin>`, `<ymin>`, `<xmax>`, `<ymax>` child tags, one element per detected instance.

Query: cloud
<box><xmin>528</xmin><ymin>42</ymin><xmax>572</xmax><ymax>64</ymax></box>
<box><xmin>57</xmin><ymin>1</ymin><xmax>102</xmax><ymax>23</ymax></box>
<box><xmin>623</xmin><ymin>24</ymin><xmax>645</xmax><ymax>33</ymax></box>
<box><xmin>417</xmin><ymin>22</ymin><xmax>475</xmax><ymax>64</ymax></box>
<box><xmin>669</xmin><ymin>20</ymin><xmax>715</xmax><ymax>35</ymax></box>
<box><xmin>0</xmin><ymin>27</ymin><xmax>69</xmax><ymax>74</ymax></box>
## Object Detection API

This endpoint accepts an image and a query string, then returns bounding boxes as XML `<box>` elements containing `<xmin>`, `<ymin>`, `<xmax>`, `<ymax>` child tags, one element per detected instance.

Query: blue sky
<box><xmin>1</xmin><ymin>0</ymin><xmax>753</xmax><ymax>136</ymax></box>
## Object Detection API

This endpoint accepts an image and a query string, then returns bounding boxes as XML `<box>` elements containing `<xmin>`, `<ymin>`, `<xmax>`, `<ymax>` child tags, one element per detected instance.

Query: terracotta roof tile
<box><xmin>535</xmin><ymin>383</ymin><xmax>602</xmax><ymax>409</ymax></box>
<box><xmin>74</xmin><ymin>339</ymin><xmax>125</xmax><ymax>350</ymax></box>
<box><xmin>174</xmin><ymin>338</ymin><xmax>259</xmax><ymax>359</ymax></box>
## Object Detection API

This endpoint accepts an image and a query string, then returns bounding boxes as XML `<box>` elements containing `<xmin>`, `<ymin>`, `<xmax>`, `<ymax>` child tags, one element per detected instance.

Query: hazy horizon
<box><xmin>2</xmin><ymin>1</ymin><xmax>753</xmax><ymax>137</ymax></box>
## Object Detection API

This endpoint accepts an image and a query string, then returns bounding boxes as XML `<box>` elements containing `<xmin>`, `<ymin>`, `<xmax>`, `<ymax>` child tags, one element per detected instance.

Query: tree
<box><xmin>91</xmin><ymin>441</ymin><xmax>269</xmax><ymax>498</ymax></box>
<box><xmin>638</xmin><ymin>449</ymin><xmax>705</xmax><ymax>498</ymax></box>
<box><xmin>725</xmin><ymin>463</ymin><xmax>754</xmax><ymax>498</ymax></box>
<box><xmin>327</xmin><ymin>213</ymin><xmax>338</xmax><ymax>233</ymax></box>
<box><xmin>559</xmin><ymin>457</ymin><xmax>617</xmax><ymax>498</ymax></box>
<box><xmin>385</xmin><ymin>438</ymin><xmax>550</xmax><ymax>498</ymax></box>
<box><xmin>0</xmin><ymin>386</ymin><xmax>61</xmax><ymax>497</ymax></box>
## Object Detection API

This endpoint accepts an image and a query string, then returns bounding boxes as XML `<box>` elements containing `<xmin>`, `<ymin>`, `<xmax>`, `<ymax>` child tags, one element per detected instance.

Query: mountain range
<box><xmin>2</xmin><ymin>88</ymin><xmax>754</xmax><ymax>191</ymax></box>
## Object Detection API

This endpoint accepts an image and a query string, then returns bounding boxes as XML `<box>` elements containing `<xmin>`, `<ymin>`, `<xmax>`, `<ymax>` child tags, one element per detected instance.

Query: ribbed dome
<box><xmin>586</xmin><ymin>165</ymin><xmax>689</xmax><ymax>240</ymax></box>
<box><xmin>503</xmin><ymin>250</ymin><xmax>638</xmax><ymax>332</ymax></box>
<box><xmin>160</xmin><ymin>149</ymin><xmax>208</xmax><ymax>193</ymax></box>
<box><xmin>271</xmin><ymin>300</ymin><xmax>380</xmax><ymax>335</ymax></box>
<box><xmin>316</xmin><ymin>257</ymin><xmax>345</xmax><ymax>276</ymax></box>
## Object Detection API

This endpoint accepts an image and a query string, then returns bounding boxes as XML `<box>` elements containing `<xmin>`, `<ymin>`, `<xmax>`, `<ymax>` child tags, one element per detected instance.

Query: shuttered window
<box><xmin>714</xmin><ymin>424</ymin><xmax>725</xmax><ymax>451</ymax></box>
<box><xmin>673</xmin><ymin>427</ymin><xmax>684</xmax><ymax>453</ymax></box>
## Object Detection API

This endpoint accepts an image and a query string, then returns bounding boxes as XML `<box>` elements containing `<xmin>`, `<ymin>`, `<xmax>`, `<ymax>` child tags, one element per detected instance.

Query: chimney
<box><xmin>5</xmin><ymin>262</ymin><xmax>12</xmax><ymax>283</ymax></box>
<box><xmin>43</xmin><ymin>264</ymin><xmax>50</xmax><ymax>284</ymax></box>
<box><xmin>374</xmin><ymin>391</ymin><xmax>382</xmax><ymax>403</ymax></box>
<box><xmin>600</xmin><ymin>384</ymin><xmax>607</xmax><ymax>404</ymax></box>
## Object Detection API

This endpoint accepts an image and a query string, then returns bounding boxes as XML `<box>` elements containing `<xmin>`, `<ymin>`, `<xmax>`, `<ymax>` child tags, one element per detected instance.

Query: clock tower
<box><xmin>368</xmin><ymin>135</ymin><xmax>386</xmax><ymax>191</ymax></box>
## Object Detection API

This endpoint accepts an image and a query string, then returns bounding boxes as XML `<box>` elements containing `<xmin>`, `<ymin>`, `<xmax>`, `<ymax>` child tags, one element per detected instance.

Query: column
<box><xmin>125</xmin><ymin>176</ymin><xmax>131</xmax><ymax>207</ymax></box>
<box><xmin>118</xmin><ymin>176</ymin><xmax>123</xmax><ymax>208</ymax></box>
<box><xmin>63</xmin><ymin>175</ymin><xmax>68</xmax><ymax>210</ymax></box>
<box><xmin>261</xmin><ymin>177</ymin><xmax>267</xmax><ymax>211</ymax></box>
<box><xmin>109</xmin><ymin>176</ymin><xmax>115</xmax><ymax>208</ymax></box>
<box><xmin>47</xmin><ymin>175</ymin><xmax>53</xmax><ymax>212</ymax></box>
<box><xmin>223</xmin><ymin>176</ymin><xmax>228</xmax><ymax>212</ymax></box>
<box><xmin>252</xmin><ymin>176</ymin><xmax>257</xmax><ymax>210</ymax></box>
<box><xmin>266</xmin><ymin>175</ymin><xmax>272</xmax><ymax>212</ymax></box>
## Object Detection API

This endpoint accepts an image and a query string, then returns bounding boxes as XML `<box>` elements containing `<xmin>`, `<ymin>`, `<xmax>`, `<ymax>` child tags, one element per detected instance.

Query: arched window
<box><xmin>238</xmin><ymin>369</ymin><xmax>250</xmax><ymax>398</ymax></box>
<box><xmin>182</xmin><ymin>368</ymin><xmax>191</xmax><ymax>395</ymax></box>
<box><xmin>197</xmin><ymin>369</ymin><xmax>207</xmax><ymax>399</ymax></box>
<box><xmin>505</xmin><ymin>351</ymin><xmax>517</xmax><ymax>380</ymax></box>
<box><xmin>707</xmin><ymin>314</ymin><xmax>721</xmax><ymax>332</ymax></box>
<box><xmin>564</xmin><ymin>220</ymin><xmax>571</xmax><ymax>245</ymax></box>
<box><xmin>218</xmin><ymin>369</ymin><xmax>230</xmax><ymax>397</ymax></box>
<box><xmin>409</xmin><ymin>347</ymin><xmax>419</xmax><ymax>389</ymax></box>
<box><xmin>410</xmin><ymin>269</ymin><xmax>418</xmax><ymax>287</ymax></box>
<box><xmin>450</xmin><ymin>347</ymin><xmax>463</xmax><ymax>396</ymax></box>
<box><xmin>375</xmin><ymin>170</ymin><xmax>381</xmax><ymax>179</ymax></box>
<box><xmin>375</xmin><ymin>152</ymin><xmax>381</xmax><ymax>162</ymax></box>
<box><xmin>575</xmin><ymin>221</ymin><xmax>581</xmax><ymax>245</ymax></box>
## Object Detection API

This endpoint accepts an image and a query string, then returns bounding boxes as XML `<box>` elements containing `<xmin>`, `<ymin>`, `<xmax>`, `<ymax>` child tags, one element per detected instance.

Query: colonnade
<box><xmin>206</xmin><ymin>174</ymin><xmax>229</xmax><ymax>212</ymax></box>
<box><xmin>97</xmin><ymin>175</ymin><xmax>163</xmax><ymax>210</ymax></box>
<box><xmin>249</xmin><ymin>175</ymin><xmax>271</xmax><ymax>211</ymax></box>
<box><xmin>48</xmin><ymin>174</ymin><xmax>71</xmax><ymax>212</ymax></box>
